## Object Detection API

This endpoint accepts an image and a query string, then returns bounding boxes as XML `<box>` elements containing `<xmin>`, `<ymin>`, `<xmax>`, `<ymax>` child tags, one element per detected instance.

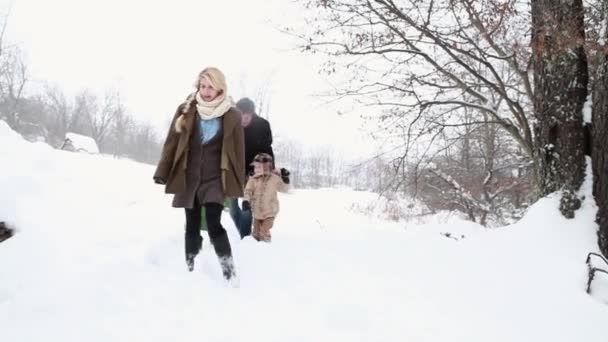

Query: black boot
<box><xmin>205</xmin><ymin>203</ymin><xmax>237</xmax><ymax>283</ymax></box>
<box><xmin>184</xmin><ymin>200</ymin><xmax>205</xmax><ymax>272</ymax></box>
<box><xmin>186</xmin><ymin>253</ymin><xmax>196</xmax><ymax>272</ymax></box>
<box><xmin>219</xmin><ymin>256</ymin><xmax>237</xmax><ymax>281</ymax></box>
<box><xmin>184</xmin><ymin>235</ymin><xmax>203</xmax><ymax>272</ymax></box>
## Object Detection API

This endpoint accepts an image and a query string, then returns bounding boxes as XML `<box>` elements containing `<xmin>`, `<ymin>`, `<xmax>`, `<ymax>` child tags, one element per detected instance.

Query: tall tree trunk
<box><xmin>593</xmin><ymin>0</ymin><xmax>608</xmax><ymax>257</ymax></box>
<box><xmin>531</xmin><ymin>0</ymin><xmax>588</xmax><ymax>218</ymax></box>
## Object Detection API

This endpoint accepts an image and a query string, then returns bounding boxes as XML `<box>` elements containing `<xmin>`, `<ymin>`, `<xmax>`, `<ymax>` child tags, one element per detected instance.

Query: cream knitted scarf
<box><xmin>195</xmin><ymin>92</ymin><xmax>232</xmax><ymax>121</ymax></box>
<box><xmin>175</xmin><ymin>92</ymin><xmax>233</xmax><ymax>132</ymax></box>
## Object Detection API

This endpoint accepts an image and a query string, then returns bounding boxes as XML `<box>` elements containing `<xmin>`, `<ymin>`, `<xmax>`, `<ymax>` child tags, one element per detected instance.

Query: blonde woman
<box><xmin>154</xmin><ymin>67</ymin><xmax>245</xmax><ymax>280</ymax></box>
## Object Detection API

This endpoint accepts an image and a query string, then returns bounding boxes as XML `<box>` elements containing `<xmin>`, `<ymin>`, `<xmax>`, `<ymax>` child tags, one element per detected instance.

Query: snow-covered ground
<box><xmin>1</xmin><ymin>120</ymin><xmax>607</xmax><ymax>342</ymax></box>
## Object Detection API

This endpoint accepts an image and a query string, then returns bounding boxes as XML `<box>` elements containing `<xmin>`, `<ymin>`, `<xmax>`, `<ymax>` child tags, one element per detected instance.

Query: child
<box><xmin>242</xmin><ymin>153</ymin><xmax>290</xmax><ymax>242</ymax></box>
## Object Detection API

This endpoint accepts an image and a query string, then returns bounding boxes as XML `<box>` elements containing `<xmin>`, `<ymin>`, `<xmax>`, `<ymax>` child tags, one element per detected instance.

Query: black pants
<box><xmin>184</xmin><ymin>197</ymin><xmax>232</xmax><ymax>259</ymax></box>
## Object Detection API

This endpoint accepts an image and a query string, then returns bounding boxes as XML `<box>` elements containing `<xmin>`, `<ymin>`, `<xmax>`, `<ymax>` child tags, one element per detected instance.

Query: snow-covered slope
<box><xmin>1</xmin><ymin>120</ymin><xmax>607</xmax><ymax>342</ymax></box>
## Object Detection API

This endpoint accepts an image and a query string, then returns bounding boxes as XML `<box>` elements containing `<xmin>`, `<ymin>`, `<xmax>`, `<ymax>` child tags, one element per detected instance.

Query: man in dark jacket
<box><xmin>230</xmin><ymin>97</ymin><xmax>274</xmax><ymax>238</ymax></box>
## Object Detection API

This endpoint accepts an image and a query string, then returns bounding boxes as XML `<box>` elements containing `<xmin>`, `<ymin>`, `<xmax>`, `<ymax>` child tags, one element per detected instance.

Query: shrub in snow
<box><xmin>0</xmin><ymin>221</ymin><xmax>14</xmax><ymax>243</ymax></box>
<box><xmin>346</xmin><ymin>190</ymin><xmax>448</xmax><ymax>223</ymax></box>
<box><xmin>18</xmin><ymin>121</ymin><xmax>48</xmax><ymax>143</ymax></box>
<box><xmin>586</xmin><ymin>252</ymin><xmax>608</xmax><ymax>304</ymax></box>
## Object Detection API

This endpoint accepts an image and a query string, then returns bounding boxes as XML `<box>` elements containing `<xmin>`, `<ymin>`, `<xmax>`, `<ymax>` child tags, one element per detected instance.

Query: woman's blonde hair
<box><xmin>194</xmin><ymin>67</ymin><xmax>227</xmax><ymax>94</ymax></box>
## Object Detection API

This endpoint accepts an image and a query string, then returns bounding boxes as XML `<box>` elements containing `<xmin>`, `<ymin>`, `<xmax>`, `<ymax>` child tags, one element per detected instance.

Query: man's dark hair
<box><xmin>236</xmin><ymin>97</ymin><xmax>255</xmax><ymax>114</ymax></box>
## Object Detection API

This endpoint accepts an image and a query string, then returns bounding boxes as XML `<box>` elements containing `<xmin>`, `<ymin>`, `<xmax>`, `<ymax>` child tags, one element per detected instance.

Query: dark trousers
<box><xmin>228</xmin><ymin>198</ymin><xmax>252</xmax><ymax>238</ymax></box>
<box><xmin>184</xmin><ymin>197</ymin><xmax>232</xmax><ymax>259</ymax></box>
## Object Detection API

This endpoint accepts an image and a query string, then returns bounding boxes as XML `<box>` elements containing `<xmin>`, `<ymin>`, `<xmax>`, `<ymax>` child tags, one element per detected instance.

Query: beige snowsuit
<box><xmin>244</xmin><ymin>173</ymin><xmax>289</xmax><ymax>241</ymax></box>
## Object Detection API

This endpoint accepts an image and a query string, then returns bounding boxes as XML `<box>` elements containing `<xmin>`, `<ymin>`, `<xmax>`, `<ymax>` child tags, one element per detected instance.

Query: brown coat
<box><xmin>244</xmin><ymin>173</ymin><xmax>289</xmax><ymax>219</ymax></box>
<box><xmin>154</xmin><ymin>99</ymin><xmax>245</xmax><ymax>199</ymax></box>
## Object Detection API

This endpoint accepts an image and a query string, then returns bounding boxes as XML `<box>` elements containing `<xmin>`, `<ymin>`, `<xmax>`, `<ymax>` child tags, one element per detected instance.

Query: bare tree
<box><xmin>592</xmin><ymin>0</ymin><xmax>608</xmax><ymax>256</ymax></box>
<box><xmin>69</xmin><ymin>89</ymin><xmax>121</xmax><ymax>150</ymax></box>
<box><xmin>531</xmin><ymin>0</ymin><xmax>589</xmax><ymax>218</ymax></box>
<box><xmin>105</xmin><ymin>104</ymin><xmax>134</xmax><ymax>157</ymax></box>
<box><xmin>236</xmin><ymin>71</ymin><xmax>275</xmax><ymax>119</ymax></box>
<box><xmin>41</xmin><ymin>84</ymin><xmax>72</xmax><ymax>146</ymax></box>
<box><xmin>0</xmin><ymin>45</ymin><xmax>28</xmax><ymax>129</ymax></box>
<box><xmin>288</xmin><ymin>0</ymin><xmax>539</xmax><ymax>213</ymax></box>
<box><xmin>129</xmin><ymin>122</ymin><xmax>161</xmax><ymax>164</ymax></box>
<box><xmin>0</xmin><ymin>6</ymin><xmax>28</xmax><ymax>130</ymax></box>
<box><xmin>253</xmin><ymin>78</ymin><xmax>273</xmax><ymax>120</ymax></box>
<box><xmin>274</xmin><ymin>139</ymin><xmax>306</xmax><ymax>186</ymax></box>
<box><xmin>70</xmin><ymin>90</ymin><xmax>96</xmax><ymax>136</ymax></box>
<box><xmin>274</xmin><ymin>138</ymin><xmax>355</xmax><ymax>188</ymax></box>
<box><xmin>419</xmin><ymin>124</ymin><xmax>532</xmax><ymax>225</ymax></box>
<box><xmin>90</xmin><ymin>90</ymin><xmax>122</xmax><ymax>150</ymax></box>
<box><xmin>290</xmin><ymin>1</ymin><xmax>534</xmax><ymax>157</ymax></box>
<box><xmin>289</xmin><ymin>0</ymin><xmax>600</xmax><ymax>221</ymax></box>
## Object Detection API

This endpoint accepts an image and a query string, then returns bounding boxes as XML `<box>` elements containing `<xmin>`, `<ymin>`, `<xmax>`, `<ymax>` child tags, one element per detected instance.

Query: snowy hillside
<box><xmin>0</xmin><ymin>120</ymin><xmax>607</xmax><ymax>342</ymax></box>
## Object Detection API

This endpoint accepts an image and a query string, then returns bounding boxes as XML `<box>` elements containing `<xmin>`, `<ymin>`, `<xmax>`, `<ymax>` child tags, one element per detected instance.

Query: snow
<box><xmin>64</xmin><ymin>132</ymin><xmax>100</xmax><ymax>153</ymax></box>
<box><xmin>1</xmin><ymin>119</ymin><xmax>607</xmax><ymax>341</ymax></box>
<box><xmin>600</xmin><ymin>17</ymin><xmax>607</xmax><ymax>46</ymax></box>
<box><xmin>583</xmin><ymin>93</ymin><xmax>593</xmax><ymax>124</ymax></box>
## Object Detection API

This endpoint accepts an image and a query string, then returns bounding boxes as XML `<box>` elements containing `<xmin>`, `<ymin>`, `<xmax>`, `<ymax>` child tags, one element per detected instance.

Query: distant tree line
<box><xmin>289</xmin><ymin>0</ymin><xmax>608</xmax><ymax>251</ymax></box>
<box><xmin>0</xmin><ymin>16</ymin><xmax>161</xmax><ymax>164</ymax></box>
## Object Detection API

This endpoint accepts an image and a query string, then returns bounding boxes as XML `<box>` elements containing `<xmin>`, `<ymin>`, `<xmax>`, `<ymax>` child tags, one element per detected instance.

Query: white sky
<box><xmin>4</xmin><ymin>0</ymin><xmax>377</xmax><ymax>158</ymax></box>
